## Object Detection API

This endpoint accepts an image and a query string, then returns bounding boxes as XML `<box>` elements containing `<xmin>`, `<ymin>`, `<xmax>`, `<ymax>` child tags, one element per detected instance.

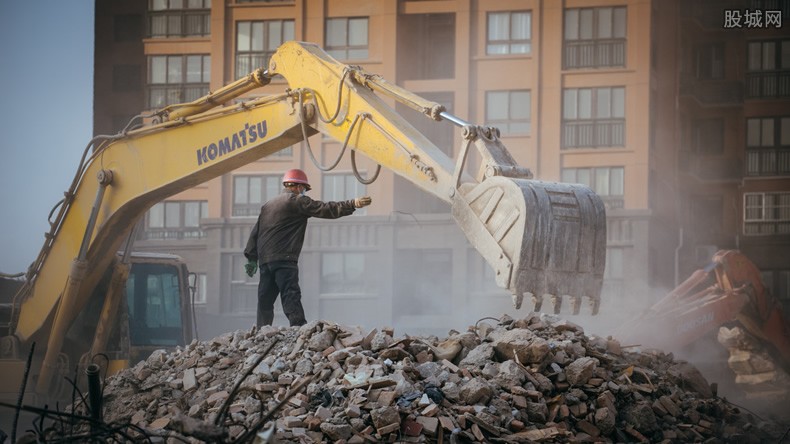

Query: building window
<box><xmin>604</xmin><ymin>248</ymin><xmax>624</xmax><ymax>280</ymax></box>
<box><xmin>397</xmin><ymin>14</ymin><xmax>455</xmax><ymax>80</ymax></box>
<box><xmin>696</xmin><ymin>43</ymin><xmax>724</xmax><ymax>80</ymax></box>
<box><xmin>744</xmin><ymin>192</ymin><xmax>790</xmax><ymax>235</ymax></box>
<box><xmin>487</xmin><ymin>11</ymin><xmax>531</xmax><ymax>55</ymax></box>
<box><xmin>193</xmin><ymin>273</ymin><xmax>207</xmax><ymax>305</ymax></box>
<box><xmin>233</xmin><ymin>174</ymin><xmax>281</xmax><ymax>217</ymax></box>
<box><xmin>561</xmin><ymin>166</ymin><xmax>624</xmax><ymax>210</ymax></box>
<box><xmin>562</xmin><ymin>87</ymin><xmax>625</xmax><ymax>148</ymax></box>
<box><xmin>144</xmin><ymin>200</ymin><xmax>208</xmax><ymax>240</ymax></box>
<box><xmin>394</xmin><ymin>250</ymin><xmax>452</xmax><ymax>317</ymax></box>
<box><xmin>147</xmin><ymin>55</ymin><xmax>210</xmax><ymax>108</ymax></box>
<box><xmin>486</xmin><ymin>90</ymin><xmax>531</xmax><ymax>135</ymax></box>
<box><xmin>563</xmin><ymin>7</ymin><xmax>626</xmax><ymax>69</ymax></box>
<box><xmin>467</xmin><ymin>250</ymin><xmax>505</xmax><ymax>294</ymax></box>
<box><xmin>326</xmin><ymin>17</ymin><xmax>369</xmax><ymax>60</ymax></box>
<box><xmin>148</xmin><ymin>0</ymin><xmax>211</xmax><ymax>38</ymax></box>
<box><xmin>236</xmin><ymin>20</ymin><xmax>295</xmax><ymax>79</ymax></box>
<box><xmin>320</xmin><ymin>252</ymin><xmax>374</xmax><ymax>294</ymax></box>
<box><xmin>746</xmin><ymin>117</ymin><xmax>790</xmax><ymax>176</ymax></box>
<box><xmin>746</xmin><ymin>39</ymin><xmax>790</xmax><ymax>99</ymax></box>
<box><xmin>323</xmin><ymin>173</ymin><xmax>367</xmax><ymax>215</ymax></box>
<box><xmin>691</xmin><ymin>118</ymin><xmax>724</xmax><ymax>154</ymax></box>
<box><xmin>270</xmin><ymin>146</ymin><xmax>293</xmax><ymax>158</ymax></box>
<box><xmin>229</xmin><ymin>254</ymin><xmax>257</xmax><ymax>314</ymax></box>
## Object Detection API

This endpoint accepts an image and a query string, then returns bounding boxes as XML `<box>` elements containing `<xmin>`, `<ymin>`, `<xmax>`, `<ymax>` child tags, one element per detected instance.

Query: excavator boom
<box><xmin>5</xmin><ymin>41</ymin><xmax>606</xmax><ymax>398</ymax></box>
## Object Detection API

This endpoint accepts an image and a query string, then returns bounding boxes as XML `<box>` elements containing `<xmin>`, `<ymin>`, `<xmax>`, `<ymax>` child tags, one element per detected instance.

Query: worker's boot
<box><xmin>258</xmin><ymin>309</ymin><xmax>274</xmax><ymax>326</ymax></box>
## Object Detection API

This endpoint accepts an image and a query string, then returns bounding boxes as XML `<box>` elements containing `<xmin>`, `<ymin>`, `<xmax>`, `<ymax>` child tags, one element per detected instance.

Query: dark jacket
<box><xmin>244</xmin><ymin>190</ymin><xmax>356</xmax><ymax>264</ymax></box>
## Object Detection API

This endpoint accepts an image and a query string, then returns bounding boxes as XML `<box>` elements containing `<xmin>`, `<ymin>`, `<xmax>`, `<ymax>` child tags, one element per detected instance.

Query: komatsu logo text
<box><xmin>196</xmin><ymin>120</ymin><xmax>268</xmax><ymax>166</ymax></box>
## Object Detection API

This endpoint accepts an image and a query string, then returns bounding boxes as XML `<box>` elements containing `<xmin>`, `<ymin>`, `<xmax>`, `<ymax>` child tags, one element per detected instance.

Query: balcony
<box><xmin>746</xmin><ymin>148</ymin><xmax>790</xmax><ymax>177</ymax></box>
<box><xmin>679</xmin><ymin>152</ymin><xmax>743</xmax><ymax>181</ymax></box>
<box><xmin>147</xmin><ymin>84</ymin><xmax>209</xmax><ymax>108</ymax></box>
<box><xmin>679</xmin><ymin>0</ymin><xmax>739</xmax><ymax>29</ymax></box>
<box><xmin>139</xmin><ymin>228</ymin><xmax>206</xmax><ymax>241</ymax></box>
<box><xmin>562</xmin><ymin>120</ymin><xmax>625</xmax><ymax>149</ymax></box>
<box><xmin>563</xmin><ymin>39</ymin><xmax>626</xmax><ymax>70</ymax></box>
<box><xmin>745</xmin><ymin>71</ymin><xmax>790</xmax><ymax>99</ymax></box>
<box><xmin>148</xmin><ymin>10</ymin><xmax>210</xmax><ymax>38</ymax></box>
<box><xmin>680</xmin><ymin>75</ymin><xmax>744</xmax><ymax>106</ymax></box>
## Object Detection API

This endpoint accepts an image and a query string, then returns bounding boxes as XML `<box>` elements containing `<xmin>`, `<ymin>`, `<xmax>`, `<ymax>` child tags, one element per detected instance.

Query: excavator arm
<box><xmin>618</xmin><ymin>250</ymin><xmax>790</xmax><ymax>399</ymax></box>
<box><xmin>8</xmin><ymin>41</ymin><xmax>606</xmax><ymax>396</ymax></box>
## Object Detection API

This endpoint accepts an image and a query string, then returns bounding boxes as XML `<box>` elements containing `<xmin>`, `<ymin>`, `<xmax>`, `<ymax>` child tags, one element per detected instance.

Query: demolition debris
<box><xmin>63</xmin><ymin>314</ymin><xmax>787</xmax><ymax>442</ymax></box>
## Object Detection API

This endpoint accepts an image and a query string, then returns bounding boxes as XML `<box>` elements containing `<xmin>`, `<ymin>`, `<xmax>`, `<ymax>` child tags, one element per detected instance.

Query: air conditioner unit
<box><xmin>695</xmin><ymin>245</ymin><xmax>718</xmax><ymax>264</ymax></box>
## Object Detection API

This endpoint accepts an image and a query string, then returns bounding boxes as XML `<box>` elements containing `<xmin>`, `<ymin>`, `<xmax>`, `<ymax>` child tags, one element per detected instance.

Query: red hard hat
<box><xmin>283</xmin><ymin>168</ymin><xmax>311</xmax><ymax>190</ymax></box>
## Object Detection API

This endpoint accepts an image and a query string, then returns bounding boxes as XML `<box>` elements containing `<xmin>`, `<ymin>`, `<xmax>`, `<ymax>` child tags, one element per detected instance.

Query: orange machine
<box><xmin>619</xmin><ymin>250</ymin><xmax>790</xmax><ymax>398</ymax></box>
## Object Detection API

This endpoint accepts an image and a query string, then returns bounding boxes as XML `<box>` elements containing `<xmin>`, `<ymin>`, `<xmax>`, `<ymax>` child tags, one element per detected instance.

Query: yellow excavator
<box><xmin>0</xmin><ymin>42</ymin><xmax>606</xmax><ymax>414</ymax></box>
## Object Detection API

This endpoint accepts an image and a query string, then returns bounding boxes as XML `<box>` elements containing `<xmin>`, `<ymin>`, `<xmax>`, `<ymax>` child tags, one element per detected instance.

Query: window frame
<box><xmin>745</xmin><ymin>39</ymin><xmax>790</xmax><ymax>99</ymax></box>
<box><xmin>486</xmin><ymin>11</ymin><xmax>532</xmax><ymax>56</ymax></box>
<box><xmin>562</xmin><ymin>86</ymin><xmax>626</xmax><ymax>148</ymax></box>
<box><xmin>322</xmin><ymin>173</ymin><xmax>367</xmax><ymax>215</ymax></box>
<box><xmin>235</xmin><ymin>19</ymin><xmax>295</xmax><ymax>79</ymax></box>
<box><xmin>563</xmin><ymin>6</ymin><xmax>627</xmax><ymax>69</ymax></box>
<box><xmin>691</xmin><ymin>118</ymin><xmax>725</xmax><ymax>155</ymax></box>
<box><xmin>746</xmin><ymin>116</ymin><xmax>790</xmax><ymax>176</ymax></box>
<box><xmin>561</xmin><ymin>166</ymin><xmax>624</xmax><ymax>209</ymax></box>
<box><xmin>144</xmin><ymin>200</ymin><xmax>208</xmax><ymax>239</ymax></box>
<box><xmin>319</xmin><ymin>251</ymin><xmax>373</xmax><ymax>295</ymax></box>
<box><xmin>325</xmin><ymin>17</ymin><xmax>369</xmax><ymax>60</ymax></box>
<box><xmin>743</xmin><ymin>191</ymin><xmax>790</xmax><ymax>236</ymax></box>
<box><xmin>484</xmin><ymin>90</ymin><xmax>532</xmax><ymax>136</ymax></box>
<box><xmin>147</xmin><ymin>54</ymin><xmax>210</xmax><ymax>108</ymax></box>
<box><xmin>147</xmin><ymin>0</ymin><xmax>211</xmax><ymax>38</ymax></box>
<box><xmin>232</xmin><ymin>174</ymin><xmax>282</xmax><ymax>217</ymax></box>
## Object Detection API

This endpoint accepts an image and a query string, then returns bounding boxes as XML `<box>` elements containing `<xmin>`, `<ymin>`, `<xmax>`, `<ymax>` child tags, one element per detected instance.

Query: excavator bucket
<box><xmin>450</xmin><ymin>130</ymin><xmax>607</xmax><ymax>315</ymax></box>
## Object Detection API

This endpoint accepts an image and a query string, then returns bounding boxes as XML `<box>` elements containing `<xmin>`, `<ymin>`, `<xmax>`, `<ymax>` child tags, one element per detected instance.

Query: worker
<box><xmin>243</xmin><ymin>168</ymin><xmax>372</xmax><ymax>327</ymax></box>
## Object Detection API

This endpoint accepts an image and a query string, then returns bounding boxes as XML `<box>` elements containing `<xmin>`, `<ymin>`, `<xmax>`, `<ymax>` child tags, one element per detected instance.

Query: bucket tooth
<box><xmin>570</xmin><ymin>296</ymin><xmax>582</xmax><ymax>315</ymax></box>
<box><xmin>531</xmin><ymin>293</ymin><xmax>543</xmax><ymax>312</ymax></box>
<box><xmin>588</xmin><ymin>296</ymin><xmax>603</xmax><ymax>315</ymax></box>
<box><xmin>512</xmin><ymin>292</ymin><xmax>524</xmax><ymax>310</ymax></box>
<box><xmin>550</xmin><ymin>294</ymin><xmax>562</xmax><ymax>314</ymax></box>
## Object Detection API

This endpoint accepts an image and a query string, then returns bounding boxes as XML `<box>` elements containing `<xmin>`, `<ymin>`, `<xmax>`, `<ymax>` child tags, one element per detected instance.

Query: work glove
<box><xmin>354</xmin><ymin>196</ymin><xmax>372</xmax><ymax>208</ymax></box>
<box><xmin>245</xmin><ymin>259</ymin><xmax>258</xmax><ymax>278</ymax></box>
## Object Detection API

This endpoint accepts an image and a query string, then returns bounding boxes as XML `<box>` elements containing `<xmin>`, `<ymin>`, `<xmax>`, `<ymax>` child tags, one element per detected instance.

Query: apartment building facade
<box><xmin>93</xmin><ymin>0</ymin><xmax>790</xmax><ymax>339</ymax></box>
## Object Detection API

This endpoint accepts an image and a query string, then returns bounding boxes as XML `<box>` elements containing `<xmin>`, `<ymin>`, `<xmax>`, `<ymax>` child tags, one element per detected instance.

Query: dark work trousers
<box><xmin>257</xmin><ymin>261</ymin><xmax>307</xmax><ymax>327</ymax></box>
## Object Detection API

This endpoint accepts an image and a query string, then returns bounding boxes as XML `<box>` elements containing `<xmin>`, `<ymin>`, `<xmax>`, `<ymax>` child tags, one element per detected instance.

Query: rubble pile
<box><xmin>718</xmin><ymin>325</ymin><xmax>790</xmax><ymax>399</ymax></box>
<box><xmin>96</xmin><ymin>314</ymin><xmax>785</xmax><ymax>443</ymax></box>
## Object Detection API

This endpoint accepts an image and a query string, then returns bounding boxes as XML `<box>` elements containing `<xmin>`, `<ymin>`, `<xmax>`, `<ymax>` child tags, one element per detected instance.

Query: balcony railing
<box><xmin>746</xmin><ymin>72</ymin><xmax>790</xmax><ymax>99</ymax></box>
<box><xmin>747</xmin><ymin>148</ymin><xmax>790</xmax><ymax>176</ymax></box>
<box><xmin>140</xmin><ymin>228</ymin><xmax>206</xmax><ymax>240</ymax></box>
<box><xmin>563</xmin><ymin>39</ymin><xmax>626</xmax><ymax>69</ymax></box>
<box><xmin>148</xmin><ymin>10</ymin><xmax>210</xmax><ymax>38</ymax></box>
<box><xmin>744</xmin><ymin>221</ymin><xmax>790</xmax><ymax>236</ymax></box>
<box><xmin>562</xmin><ymin>119</ymin><xmax>625</xmax><ymax>148</ymax></box>
<box><xmin>679</xmin><ymin>75</ymin><xmax>744</xmax><ymax>105</ymax></box>
<box><xmin>236</xmin><ymin>53</ymin><xmax>271</xmax><ymax>79</ymax></box>
<box><xmin>147</xmin><ymin>84</ymin><xmax>209</xmax><ymax>108</ymax></box>
<box><xmin>679</xmin><ymin>152</ymin><xmax>743</xmax><ymax>181</ymax></box>
<box><xmin>602</xmin><ymin>197</ymin><xmax>625</xmax><ymax>211</ymax></box>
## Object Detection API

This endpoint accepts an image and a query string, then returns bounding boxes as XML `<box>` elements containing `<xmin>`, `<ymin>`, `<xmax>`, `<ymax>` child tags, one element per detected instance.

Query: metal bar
<box><xmin>439</xmin><ymin>111</ymin><xmax>470</xmax><ymax>128</ymax></box>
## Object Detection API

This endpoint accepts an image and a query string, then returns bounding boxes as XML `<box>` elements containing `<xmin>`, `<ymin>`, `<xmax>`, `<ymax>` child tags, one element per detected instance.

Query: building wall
<box><xmin>94</xmin><ymin>0</ymin><xmax>790</xmax><ymax>337</ymax></box>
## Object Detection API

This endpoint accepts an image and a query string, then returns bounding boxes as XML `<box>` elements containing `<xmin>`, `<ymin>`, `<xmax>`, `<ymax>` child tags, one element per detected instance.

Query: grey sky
<box><xmin>0</xmin><ymin>1</ymin><xmax>94</xmax><ymax>273</ymax></box>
